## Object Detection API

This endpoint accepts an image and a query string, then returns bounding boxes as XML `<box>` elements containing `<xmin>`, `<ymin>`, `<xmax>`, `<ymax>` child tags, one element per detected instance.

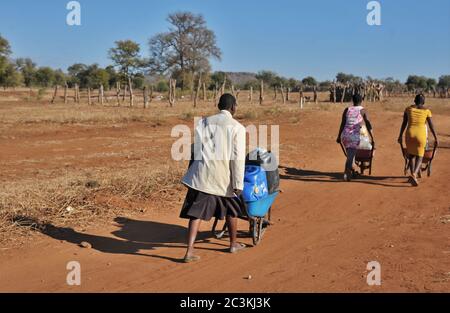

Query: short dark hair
<box><xmin>352</xmin><ymin>94</ymin><xmax>363</xmax><ymax>105</ymax></box>
<box><xmin>218</xmin><ymin>93</ymin><xmax>236</xmax><ymax>111</ymax></box>
<box><xmin>414</xmin><ymin>94</ymin><xmax>425</xmax><ymax>105</ymax></box>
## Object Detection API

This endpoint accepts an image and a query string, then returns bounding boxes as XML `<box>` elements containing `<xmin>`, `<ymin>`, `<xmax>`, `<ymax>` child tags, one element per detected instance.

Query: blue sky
<box><xmin>0</xmin><ymin>0</ymin><xmax>449</xmax><ymax>81</ymax></box>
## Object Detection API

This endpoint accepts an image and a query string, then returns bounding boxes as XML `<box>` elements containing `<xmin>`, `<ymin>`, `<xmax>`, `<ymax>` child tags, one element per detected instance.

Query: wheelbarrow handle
<box><xmin>339</xmin><ymin>142</ymin><xmax>347</xmax><ymax>156</ymax></box>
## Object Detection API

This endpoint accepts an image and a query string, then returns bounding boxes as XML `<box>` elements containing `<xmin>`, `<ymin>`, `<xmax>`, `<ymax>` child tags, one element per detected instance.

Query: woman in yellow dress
<box><xmin>398</xmin><ymin>94</ymin><xmax>438</xmax><ymax>186</ymax></box>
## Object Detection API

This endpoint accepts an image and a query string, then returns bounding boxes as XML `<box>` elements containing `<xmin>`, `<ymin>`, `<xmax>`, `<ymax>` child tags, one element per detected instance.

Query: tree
<box><xmin>406</xmin><ymin>75</ymin><xmax>428</xmax><ymax>91</ymax></box>
<box><xmin>302</xmin><ymin>76</ymin><xmax>318</xmax><ymax>87</ymax></box>
<box><xmin>108</xmin><ymin>40</ymin><xmax>145</xmax><ymax>80</ymax></box>
<box><xmin>0</xmin><ymin>34</ymin><xmax>14</xmax><ymax>88</ymax></box>
<box><xmin>133</xmin><ymin>73</ymin><xmax>146</xmax><ymax>89</ymax></box>
<box><xmin>383</xmin><ymin>77</ymin><xmax>404</xmax><ymax>93</ymax></box>
<box><xmin>319</xmin><ymin>80</ymin><xmax>332</xmax><ymax>91</ymax></box>
<box><xmin>255</xmin><ymin>70</ymin><xmax>279</xmax><ymax>87</ymax></box>
<box><xmin>438</xmin><ymin>75</ymin><xmax>450</xmax><ymax>89</ymax></box>
<box><xmin>81</xmin><ymin>65</ymin><xmax>110</xmax><ymax>88</ymax></box>
<box><xmin>425</xmin><ymin>78</ymin><xmax>437</xmax><ymax>92</ymax></box>
<box><xmin>35</xmin><ymin>67</ymin><xmax>56</xmax><ymax>87</ymax></box>
<box><xmin>105</xmin><ymin>65</ymin><xmax>119</xmax><ymax>89</ymax></box>
<box><xmin>0</xmin><ymin>36</ymin><xmax>21</xmax><ymax>89</ymax></box>
<box><xmin>209</xmin><ymin>71</ymin><xmax>226</xmax><ymax>89</ymax></box>
<box><xmin>0</xmin><ymin>34</ymin><xmax>11</xmax><ymax>58</ymax></box>
<box><xmin>148</xmin><ymin>11</ymin><xmax>221</xmax><ymax>89</ymax></box>
<box><xmin>0</xmin><ymin>62</ymin><xmax>22</xmax><ymax>88</ymax></box>
<box><xmin>68</xmin><ymin>63</ymin><xmax>111</xmax><ymax>89</ymax></box>
<box><xmin>336</xmin><ymin>72</ymin><xmax>362</xmax><ymax>84</ymax></box>
<box><xmin>155</xmin><ymin>79</ymin><xmax>169</xmax><ymax>92</ymax></box>
<box><xmin>16</xmin><ymin>58</ymin><xmax>37</xmax><ymax>87</ymax></box>
<box><xmin>67</xmin><ymin>63</ymin><xmax>88</xmax><ymax>86</ymax></box>
<box><xmin>53</xmin><ymin>69</ymin><xmax>67</xmax><ymax>86</ymax></box>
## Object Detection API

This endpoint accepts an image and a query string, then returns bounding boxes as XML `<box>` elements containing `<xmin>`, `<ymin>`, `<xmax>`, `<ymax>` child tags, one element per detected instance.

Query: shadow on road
<box><xmin>13</xmin><ymin>216</ymin><xmax>229</xmax><ymax>263</ymax></box>
<box><xmin>280</xmin><ymin>166</ymin><xmax>411</xmax><ymax>188</ymax></box>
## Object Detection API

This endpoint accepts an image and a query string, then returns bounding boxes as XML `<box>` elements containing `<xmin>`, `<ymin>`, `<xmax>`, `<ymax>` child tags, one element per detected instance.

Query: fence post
<box><xmin>143</xmin><ymin>86</ymin><xmax>148</xmax><ymax>108</ymax></box>
<box><xmin>150</xmin><ymin>85</ymin><xmax>153</xmax><ymax>103</ymax></box>
<box><xmin>51</xmin><ymin>85</ymin><xmax>59</xmax><ymax>104</ymax></box>
<box><xmin>100</xmin><ymin>85</ymin><xmax>104</xmax><ymax>105</ymax></box>
<box><xmin>128</xmin><ymin>77</ymin><xmax>134</xmax><ymax>107</ymax></box>
<box><xmin>280</xmin><ymin>85</ymin><xmax>286</xmax><ymax>104</ymax></box>
<box><xmin>87</xmin><ymin>87</ymin><xmax>92</xmax><ymax>105</ymax></box>
<box><xmin>259</xmin><ymin>80</ymin><xmax>264</xmax><ymax>105</ymax></box>
<box><xmin>64</xmin><ymin>83</ymin><xmax>68</xmax><ymax>104</ymax></box>
<box><xmin>202</xmin><ymin>82</ymin><xmax>206</xmax><ymax>101</ymax></box>
<box><xmin>116</xmin><ymin>82</ymin><xmax>121</xmax><ymax>106</ymax></box>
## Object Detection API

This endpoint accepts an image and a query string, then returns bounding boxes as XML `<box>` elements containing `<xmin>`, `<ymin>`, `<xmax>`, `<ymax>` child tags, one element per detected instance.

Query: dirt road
<box><xmin>0</xmin><ymin>104</ymin><xmax>449</xmax><ymax>292</ymax></box>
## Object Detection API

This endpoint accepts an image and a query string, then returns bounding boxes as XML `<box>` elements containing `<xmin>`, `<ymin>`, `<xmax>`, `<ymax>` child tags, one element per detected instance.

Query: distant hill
<box><xmin>223</xmin><ymin>72</ymin><xmax>257</xmax><ymax>86</ymax></box>
<box><xmin>146</xmin><ymin>71</ymin><xmax>258</xmax><ymax>87</ymax></box>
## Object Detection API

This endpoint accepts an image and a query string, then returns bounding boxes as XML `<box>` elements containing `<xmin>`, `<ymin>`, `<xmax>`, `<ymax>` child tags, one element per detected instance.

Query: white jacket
<box><xmin>182</xmin><ymin>110</ymin><xmax>246</xmax><ymax>197</ymax></box>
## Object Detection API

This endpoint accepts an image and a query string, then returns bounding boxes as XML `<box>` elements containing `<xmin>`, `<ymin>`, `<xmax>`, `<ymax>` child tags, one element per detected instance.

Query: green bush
<box><xmin>156</xmin><ymin>80</ymin><xmax>169</xmax><ymax>92</ymax></box>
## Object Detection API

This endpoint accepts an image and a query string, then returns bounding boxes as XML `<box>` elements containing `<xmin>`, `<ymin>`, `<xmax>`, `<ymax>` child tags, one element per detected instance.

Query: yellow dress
<box><xmin>405</xmin><ymin>106</ymin><xmax>432</xmax><ymax>157</ymax></box>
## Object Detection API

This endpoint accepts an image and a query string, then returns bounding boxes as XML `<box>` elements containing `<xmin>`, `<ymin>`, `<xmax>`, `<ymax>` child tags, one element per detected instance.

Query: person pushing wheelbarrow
<box><xmin>179</xmin><ymin>94</ymin><xmax>247</xmax><ymax>263</ymax></box>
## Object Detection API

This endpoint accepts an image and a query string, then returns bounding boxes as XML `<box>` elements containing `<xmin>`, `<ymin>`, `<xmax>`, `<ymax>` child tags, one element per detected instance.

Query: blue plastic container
<box><xmin>246</xmin><ymin>192</ymin><xmax>279</xmax><ymax>218</ymax></box>
<box><xmin>242</xmin><ymin>165</ymin><xmax>269</xmax><ymax>202</ymax></box>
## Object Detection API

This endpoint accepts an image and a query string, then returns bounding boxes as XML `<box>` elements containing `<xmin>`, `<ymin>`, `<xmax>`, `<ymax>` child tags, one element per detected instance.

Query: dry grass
<box><xmin>0</xmin><ymin>89</ymin><xmax>448</xmax><ymax>245</ymax></box>
<box><xmin>0</xmin><ymin>164</ymin><xmax>185</xmax><ymax>244</ymax></box>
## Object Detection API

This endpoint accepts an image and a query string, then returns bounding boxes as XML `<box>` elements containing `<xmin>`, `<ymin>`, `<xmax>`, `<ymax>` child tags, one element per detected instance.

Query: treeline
<box><xmin>1</xmin><ymin>11</ymin><xmax>450</xmax><ymax>95</ymax></box>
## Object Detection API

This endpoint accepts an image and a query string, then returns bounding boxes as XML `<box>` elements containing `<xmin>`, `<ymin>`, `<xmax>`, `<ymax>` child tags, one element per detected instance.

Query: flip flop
<box><xmin>183</xmin><ymin>255</ymin><xmax>201</xmax><ymax>263</ymax></box>
<box><xmin>343</xmin><ymin>170</ymin><xmax>351</xmax><ymax>182</ymax></box>
<box><xmin>408</xmin><ymin>175</ymin><xmax>419</xmax><ymax>187</ymax></box>
<box><xmin>230</xmin><ymin>243</ymin><xmax>247</xmax><ymax>254</ymax></box>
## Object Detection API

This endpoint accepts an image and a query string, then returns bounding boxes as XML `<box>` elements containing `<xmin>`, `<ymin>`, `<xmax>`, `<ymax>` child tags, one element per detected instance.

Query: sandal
<box><xmin>343</xmin><ymin>170</ymin><xmax>352</xmax><ymax>182</ymax></box>
<box><xmin>230</xmin><ymin>243</ymin><xmax>247</xmax><ymax>254</ymax></box>
<box><xmin>408</xmin><ymin>175</ymin><xmax>419</xmax><ymax>187</ymax></box>
<box><xmin>183</xmin><ymin>255</ymin><xmax>201</xmax><ymax>263</ymax></box>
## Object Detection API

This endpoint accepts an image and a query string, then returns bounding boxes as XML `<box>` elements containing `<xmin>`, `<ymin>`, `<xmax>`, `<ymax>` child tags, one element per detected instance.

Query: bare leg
<box><xmin>344</xmin><ymin>148</ymin><xmax>357</xmax><ymax>181</ymax></box>
<box><xmin>413</xmin><ymin>156</ymin><xmax>423</xmax><ymax>177</ymax></box>
<box><xmin>185</xmin><ymin>218</ymin><xmax>201</xmax><ymax>261</ymax></box>
<box><xmin>408</xmin><ymin>155</ymin><xmax>415</xmax><ymax>176</ymax></box>
<box><xmin>227</xmin><ymin>215</ymin><xmax>245</xmax><ymax>253</ymax></box>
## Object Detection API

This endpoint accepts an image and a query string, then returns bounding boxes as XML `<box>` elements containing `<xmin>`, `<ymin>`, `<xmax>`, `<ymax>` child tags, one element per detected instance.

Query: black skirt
<box><xmin>180</xmin><ymin>187</ymin><xmax>247</xmax><ymax>221</ymax></box>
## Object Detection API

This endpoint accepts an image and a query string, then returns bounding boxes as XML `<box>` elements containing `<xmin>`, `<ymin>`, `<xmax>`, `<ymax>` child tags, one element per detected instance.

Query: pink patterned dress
<box><xmin>341</xmin><ymin>106</ymin><xmax>363</xmax><ymax>149</ymax></box>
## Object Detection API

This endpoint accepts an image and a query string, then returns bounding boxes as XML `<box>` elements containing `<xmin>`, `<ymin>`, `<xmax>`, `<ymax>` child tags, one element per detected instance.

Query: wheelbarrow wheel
<box><xmin>252</xmin><ymin>218</ymin><xmax>263</xmax><ymax>246</ymax></box>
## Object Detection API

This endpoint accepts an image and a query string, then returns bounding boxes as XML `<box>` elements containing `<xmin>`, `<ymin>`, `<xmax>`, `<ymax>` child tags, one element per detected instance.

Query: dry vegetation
<box><xmin>1</xmin><ymin>88</ymin><xmax>449</xmax><ymax>244</ymax></box>
<box><xmin>0</xmin><ymin>164</ymin><xmax>185</xmax><ymax>244</ymax></box>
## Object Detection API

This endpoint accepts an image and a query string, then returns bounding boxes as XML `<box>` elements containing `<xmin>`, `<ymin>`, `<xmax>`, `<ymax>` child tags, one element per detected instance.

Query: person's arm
<box><xmin>398</xmin><ymin>110</ymin><xmax>408</xmax><ymax>144</ymax></box>
<box><xmin>427</xmin><ymin>116</ymin><xmax>438</xmax><ymax>146</ymax></box>
<box><xmin>336</xmin><ymin>108</ymin><xmax>348</xmax><ymax>143</ymax></box>
<box><xmin>230</xmin><ymin>125</ymin><xmax>246</xmax><ymax>194</ymax></box>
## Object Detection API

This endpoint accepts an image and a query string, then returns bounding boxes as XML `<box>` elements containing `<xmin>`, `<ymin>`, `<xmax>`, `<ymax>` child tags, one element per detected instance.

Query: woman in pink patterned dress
<box><xmin>336</xmin><ymin>94</ymin><xmax>374</xmax><ymax>181</ymax></box>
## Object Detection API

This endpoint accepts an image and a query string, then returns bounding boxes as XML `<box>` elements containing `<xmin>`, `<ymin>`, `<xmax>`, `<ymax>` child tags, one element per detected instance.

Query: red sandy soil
<box><xmin>0</xmin><ymin>101</ymin><xmax>449</xmax><ymax>292</ymax></box>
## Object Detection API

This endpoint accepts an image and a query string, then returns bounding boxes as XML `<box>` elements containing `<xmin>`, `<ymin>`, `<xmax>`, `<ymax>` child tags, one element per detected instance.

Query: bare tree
<box><xmin>148</xmin><ymin>12</ymin><xmax>221</xmax><ymax>90</ymax></box>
